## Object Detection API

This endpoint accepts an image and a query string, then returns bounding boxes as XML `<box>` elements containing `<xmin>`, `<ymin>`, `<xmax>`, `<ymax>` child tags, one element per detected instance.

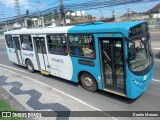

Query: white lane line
<box><xmin>0</xmin><ymin>64</ymin><xmax>29</xmax><ymax>74</ymax></box>
<box><xmin>154</xmin><ymin>59</ymin><xmax>160</xmax><ymax>62</ymax></box>
<box><xmin>153</xmin><ymin>79</ymin><xmax>160</xmax><ymax>82</ymax></box>
<box><xmin>151</xmin><ymin>38</ymin><xmax>159</xmax><ymax>40</ymax></box>
<box><xmin>152</xmin><ymin>48</ymin><xmax>160</xmax><ymax>50</ymax></box>
<box><xmin>0</xmin><ymin>65</ymin><xmax>118</xmax><ymax>120</ymax></box>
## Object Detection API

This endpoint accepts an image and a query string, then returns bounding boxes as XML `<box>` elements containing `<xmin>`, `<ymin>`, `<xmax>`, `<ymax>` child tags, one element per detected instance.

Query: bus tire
<box><xmin>26</xmin><ymin>60</ymin><xmax>35</xmax><ymax>73</ymax></box>
<box><xmin>80</xmin><ymin>73</ymin><xmax>97</xmax><ymax>92</ymax></box>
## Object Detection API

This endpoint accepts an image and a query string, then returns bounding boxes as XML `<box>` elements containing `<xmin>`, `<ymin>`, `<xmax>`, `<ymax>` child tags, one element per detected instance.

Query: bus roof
<box><xmin>68</xmin><ymin>21</ymin><xmax>144</xmax><ymax>36</ymax></box>
<box><xmin>4</xmin><ymin>21</ymin><xmax>145</xmax><ymax>37</ymax></box>
<box><xmin>4</xmin><ymin>25</ymin><xmax>73</xmax><ymax>35</ymax></box>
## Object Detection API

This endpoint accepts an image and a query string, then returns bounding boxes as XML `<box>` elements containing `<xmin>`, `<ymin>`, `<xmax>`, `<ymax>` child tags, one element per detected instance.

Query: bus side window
<box><xmin>5</xmin><ymin>35</ymin><xmax>14</xmax><ymax>48</ymax></box>
<box><xmin>47</xmin><ymin>34</ymin><xmax>67</xmax><ymax>55</ymax></box>
<box><xmin>68</xmin><ymin>34</ymin><xmax>95</xmax><ymax>58</ymax></box>
<box><xmin>21</xmin><ymin>35</ymin><xmax>33</xmax><ymax>51</ymax></box>
<box><xmin>68</xmin><ymin>35</ymin><xmax>80</xmax><ymax>55</ymax></box>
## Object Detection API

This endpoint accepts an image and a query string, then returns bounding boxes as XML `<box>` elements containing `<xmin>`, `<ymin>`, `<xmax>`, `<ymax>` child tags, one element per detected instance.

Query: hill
<box><xmin>148</xmin><ymin>3</ymin><xmax>160</xmax><ymax>13</ymax></box>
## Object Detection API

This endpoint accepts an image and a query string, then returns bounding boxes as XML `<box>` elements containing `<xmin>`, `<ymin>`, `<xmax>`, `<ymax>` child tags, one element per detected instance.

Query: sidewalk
<box><xmin>0</xmin><ymin>67</ymin><xmax>112</xmax><ymax>120</ymax></box>
<box><xmin>150</xmin><ymin>29</ymin><xmax>160</xmax><ymax>33</ymax></box>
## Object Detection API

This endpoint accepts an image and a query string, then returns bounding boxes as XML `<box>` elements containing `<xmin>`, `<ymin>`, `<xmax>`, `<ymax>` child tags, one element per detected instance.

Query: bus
<box><xmin>4</xmin><ymin>21</ymin><xmax>154</xmax><ymax>99</ymax></box>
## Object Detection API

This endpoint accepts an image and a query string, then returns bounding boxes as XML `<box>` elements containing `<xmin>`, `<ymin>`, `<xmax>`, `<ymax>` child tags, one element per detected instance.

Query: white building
<box><xmin>153</xmin><ymin>13</ymin><xmax>160</xmax><ymax>18</ymax></box>
<box><xmin>65</xmin><ymin>19</ymin><xmax>71</xmax><ymax>24</ymax></box>
<box><xmin>69</xmin><ymin>11</ymin><xmax>85</xmax><ymax>17</ymax></box>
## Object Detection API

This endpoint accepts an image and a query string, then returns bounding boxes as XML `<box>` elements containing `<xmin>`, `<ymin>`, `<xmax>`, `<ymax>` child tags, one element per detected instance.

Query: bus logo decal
<box><xmin>9</xmin><ymin>49</ymin><xmax>12</xmax><ymax>53</ymax></box>
<box><xmin>9</xmin><ymin>49</ymin><xmax>14</xmax><ymax>53</ymax></box>
<box><xmin>51</xmin><ymin>58</ymin><xmax>64</xmax><ymax>63</ymax></box>
<box><xmin>23</xmin><ymin>53</ymin><xmax>34</xmax><ymax>57</ymax></box>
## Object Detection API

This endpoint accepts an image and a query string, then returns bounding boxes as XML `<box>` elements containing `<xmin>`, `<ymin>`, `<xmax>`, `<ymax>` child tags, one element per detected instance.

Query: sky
<box><xmin>0</xmin><ymin>0</ymin><xmax>160</xmax><ymax>20</ymax></box>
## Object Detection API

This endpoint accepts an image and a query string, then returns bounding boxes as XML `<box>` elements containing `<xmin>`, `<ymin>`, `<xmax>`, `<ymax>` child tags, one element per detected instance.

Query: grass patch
<box><xmin>0</xmin><ymin>98</ymin><xmax>25</xmax><ymax>120</ymax></box>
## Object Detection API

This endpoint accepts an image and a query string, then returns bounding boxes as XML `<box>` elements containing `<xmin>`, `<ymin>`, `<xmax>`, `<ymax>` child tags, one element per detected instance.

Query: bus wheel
<box><xmin>26</xmin><ymin>60</ymin><xmax>35</xmax><ymax>73</ymax></box>
<box><xmin>80</xmin><ymin>73</ymin><xmax>97</xmax><ymax>92</ymax></box>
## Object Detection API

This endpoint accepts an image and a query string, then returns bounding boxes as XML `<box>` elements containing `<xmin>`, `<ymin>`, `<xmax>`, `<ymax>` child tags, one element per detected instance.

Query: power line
<box><xmin>0</xmin><ymin>0</ymin><xmax>159</xmax><ymax>23</ymax></box>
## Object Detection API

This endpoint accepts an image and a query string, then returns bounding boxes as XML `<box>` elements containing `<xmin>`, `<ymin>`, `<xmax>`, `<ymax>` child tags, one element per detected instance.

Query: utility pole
<box><xmin>14</xmin><ymin>0</ymin><xmax>21</xmax><ymax>26</ymax></box>
<box><xmin>99</xmin><ymin>9</ymin><xmax>104</xmax><ymax>20</ymax></box>
<box><xmin>112</xmin><ymin>10</ymin><xmax>115</xmax><ymax>18</ymax></box>
<box><xmin>37</xmin><ymin>0</ymin><xmax>44</xmax><ymax>27</ymax></box>
<box><xmin>127</xmin><ymin>8</ymin><xmax>131</xmax><ymax>21</ymax></box>
<box><xmin>60</xmin><ymin>0</ymin><xmax>65</xmax><ymax>26</ymax></box>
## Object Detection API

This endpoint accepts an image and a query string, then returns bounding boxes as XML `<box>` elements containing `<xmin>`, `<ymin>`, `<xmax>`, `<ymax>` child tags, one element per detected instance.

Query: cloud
<box><xmin>0</xmin><ymin>0</ymin><xmax>29</xmax><ymax>8</ymax></box>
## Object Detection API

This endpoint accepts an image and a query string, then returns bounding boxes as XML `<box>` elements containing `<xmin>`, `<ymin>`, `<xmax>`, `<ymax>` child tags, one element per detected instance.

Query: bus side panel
<box><xmin>70</xmin><ymin>37</ymin><xmax>103</xmax><ymax>90</ymax></box>
<box><xmin>5</xmin><ymin>40</ymin><xmax>19</xmax><ymax>64</ymax></box>
<box><xmin>21</xmin><ymin>50</ymin><xmax>39</xmax><ymax>70</ymax></box>
<box><xmin>47</xmin><ymin>54</ymin><xmax>73</xmax><ymax>80</ymax></box>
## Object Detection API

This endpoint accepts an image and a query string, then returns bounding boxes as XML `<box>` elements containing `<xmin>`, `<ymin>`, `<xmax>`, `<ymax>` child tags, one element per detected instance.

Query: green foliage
<box><xmin>44</xmin><ymin>12</ymin><xmax>55</xmax><ymax>23</ymax></box>
<box><xmin>0</xmin><ymin>98</ymin><xmax>25</xmax><ymax>120</ymax></box>
<box><xmin>65</xmin><ymin>15</ymin><xmax>75</xmax><ymax>22</ymax></box>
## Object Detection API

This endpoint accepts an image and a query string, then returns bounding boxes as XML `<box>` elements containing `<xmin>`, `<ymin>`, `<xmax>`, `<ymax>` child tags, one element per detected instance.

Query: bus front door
<box><xmin>100</xmin><ymin>38</ymin><xmax>126</xmax><ymax>96</ymax></box>
<box><xmin>33</xmin><ymin>37</ymin><xmax>50</xmax><ymax>74</ymax></box>
<box><xmin>13</xmin><ymin>36</ymin><xmax>23</xmax><ymax>65</ymax></box>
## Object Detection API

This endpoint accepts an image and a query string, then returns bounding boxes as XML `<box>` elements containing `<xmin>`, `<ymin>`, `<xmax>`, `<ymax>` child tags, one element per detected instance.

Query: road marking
<box><xmin>152</xmin><ymin>48</ymin><xmax>160</xmax><ymax>50</ymax></box>
<box><xmin>153</xmin><ymin>79</ymin><xmax>160</xmax><ymax>82</ymax></box>
<box><xmin>150</xmin><ymin>32</ymin><xmax>160</xmax><ymax>33</ymax></box>
<box><xmin>154</xmin><ymin>59</ymin><xmax>160</xmax><ymax>62</ymax></box>
<box><xmin>0</xmin><ymin>43</ymin><xmax>5</xmax><ymax>45</ymax></box>
<box><xmin>0</xmin><ymin>65</ymin><xmax>118</xmax><ymax>120</ymax></box>
<box><xmin>0</xmin><ymin>64</ymin><xmax>29</xmax><ymax>74</ymax></box>
<box><xmin>151</xmin><ymin>38</ymin><xmax>159</xmax><ymax>40</ymax></box>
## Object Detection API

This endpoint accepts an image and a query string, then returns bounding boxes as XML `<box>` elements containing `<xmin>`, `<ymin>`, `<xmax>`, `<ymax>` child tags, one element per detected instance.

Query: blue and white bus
<box><xmin>4</xmin><ymin>21</ymin><xmax>154</xmax><ymax>99</ymax></box>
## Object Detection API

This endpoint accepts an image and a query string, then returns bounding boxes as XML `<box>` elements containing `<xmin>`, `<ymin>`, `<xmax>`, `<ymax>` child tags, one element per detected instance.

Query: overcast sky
<box><xmin>0</xmin><ymin>0</ymin><xmax>160</xmax><ymax>19</ymax></box>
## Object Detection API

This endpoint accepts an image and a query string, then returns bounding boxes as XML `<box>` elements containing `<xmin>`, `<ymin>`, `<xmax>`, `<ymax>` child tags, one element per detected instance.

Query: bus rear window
<box><xmin>5</xmin><ymin>35</ymin><xmax>14</xmax><ymax>48</ymax></box>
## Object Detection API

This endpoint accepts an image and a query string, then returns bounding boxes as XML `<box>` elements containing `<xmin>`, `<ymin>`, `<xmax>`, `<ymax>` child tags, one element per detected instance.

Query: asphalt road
<box><xmin>0</xmin><ymin>33</ymin><xmax>160</xmax><ymax>120</ymax></box>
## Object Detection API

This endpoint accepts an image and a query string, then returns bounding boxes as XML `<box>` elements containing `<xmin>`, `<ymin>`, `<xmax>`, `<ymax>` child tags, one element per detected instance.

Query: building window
<box><xmin>68</xmin><ymin>34</ymin><xmax>95</xmax><ymax>58</ymax></box>
<box><xmin>47</xmin><ymin>34</ymin><xmax>67</xmax><ymax>55</ymax></box>
<box><xmin>5</xmin><ymin>35</ymin><xmax>14</xmax><ymax>48</ymax></box>
<box><xmin>20</xmin><ymin>35</ymin><xmax>33</xmax><ymax>51</ymax></box>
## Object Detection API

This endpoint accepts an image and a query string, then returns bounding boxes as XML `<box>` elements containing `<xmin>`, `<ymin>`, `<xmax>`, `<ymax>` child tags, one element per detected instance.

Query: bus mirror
<box><xmin>129</xmin><ymin>44</ymin><xmax>136</xmax><ymax>60</ymax></box>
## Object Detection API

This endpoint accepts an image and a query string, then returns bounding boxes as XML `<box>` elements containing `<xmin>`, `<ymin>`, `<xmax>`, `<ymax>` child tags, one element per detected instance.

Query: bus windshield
<box><xmin>128</xmin><ymin>33</ymin><xmax>153</xmax><ymax>72</ymax></box>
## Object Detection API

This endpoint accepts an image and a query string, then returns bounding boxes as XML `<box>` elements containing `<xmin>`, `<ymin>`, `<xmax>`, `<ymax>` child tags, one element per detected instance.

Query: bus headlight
<box><xmin>143</xmin><ymin>75</ymin><xmax>148</xmax><ymax>82</ymax></box>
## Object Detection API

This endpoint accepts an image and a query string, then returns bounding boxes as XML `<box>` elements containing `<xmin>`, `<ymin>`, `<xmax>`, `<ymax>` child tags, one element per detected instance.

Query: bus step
<box><xmin>41</xmin><ymin>70</ymin><xmax>49</xmax><ymax>75</ymax></box>
<box><xmin>103</xmin><ymin>88</ymin><xmax>126</xmax><ymax>97</ymax></box>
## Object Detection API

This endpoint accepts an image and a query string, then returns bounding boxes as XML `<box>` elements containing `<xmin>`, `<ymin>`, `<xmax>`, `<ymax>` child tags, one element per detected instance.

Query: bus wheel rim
<box><xmin>28</xmin><ymin>63</ymin><xmax>32</xmax><ymax>70</ymax></box>
<box><xmin>84</xmin><ymin>77</ymin><xmax>93</xmax><ymax>87</ymax></box>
